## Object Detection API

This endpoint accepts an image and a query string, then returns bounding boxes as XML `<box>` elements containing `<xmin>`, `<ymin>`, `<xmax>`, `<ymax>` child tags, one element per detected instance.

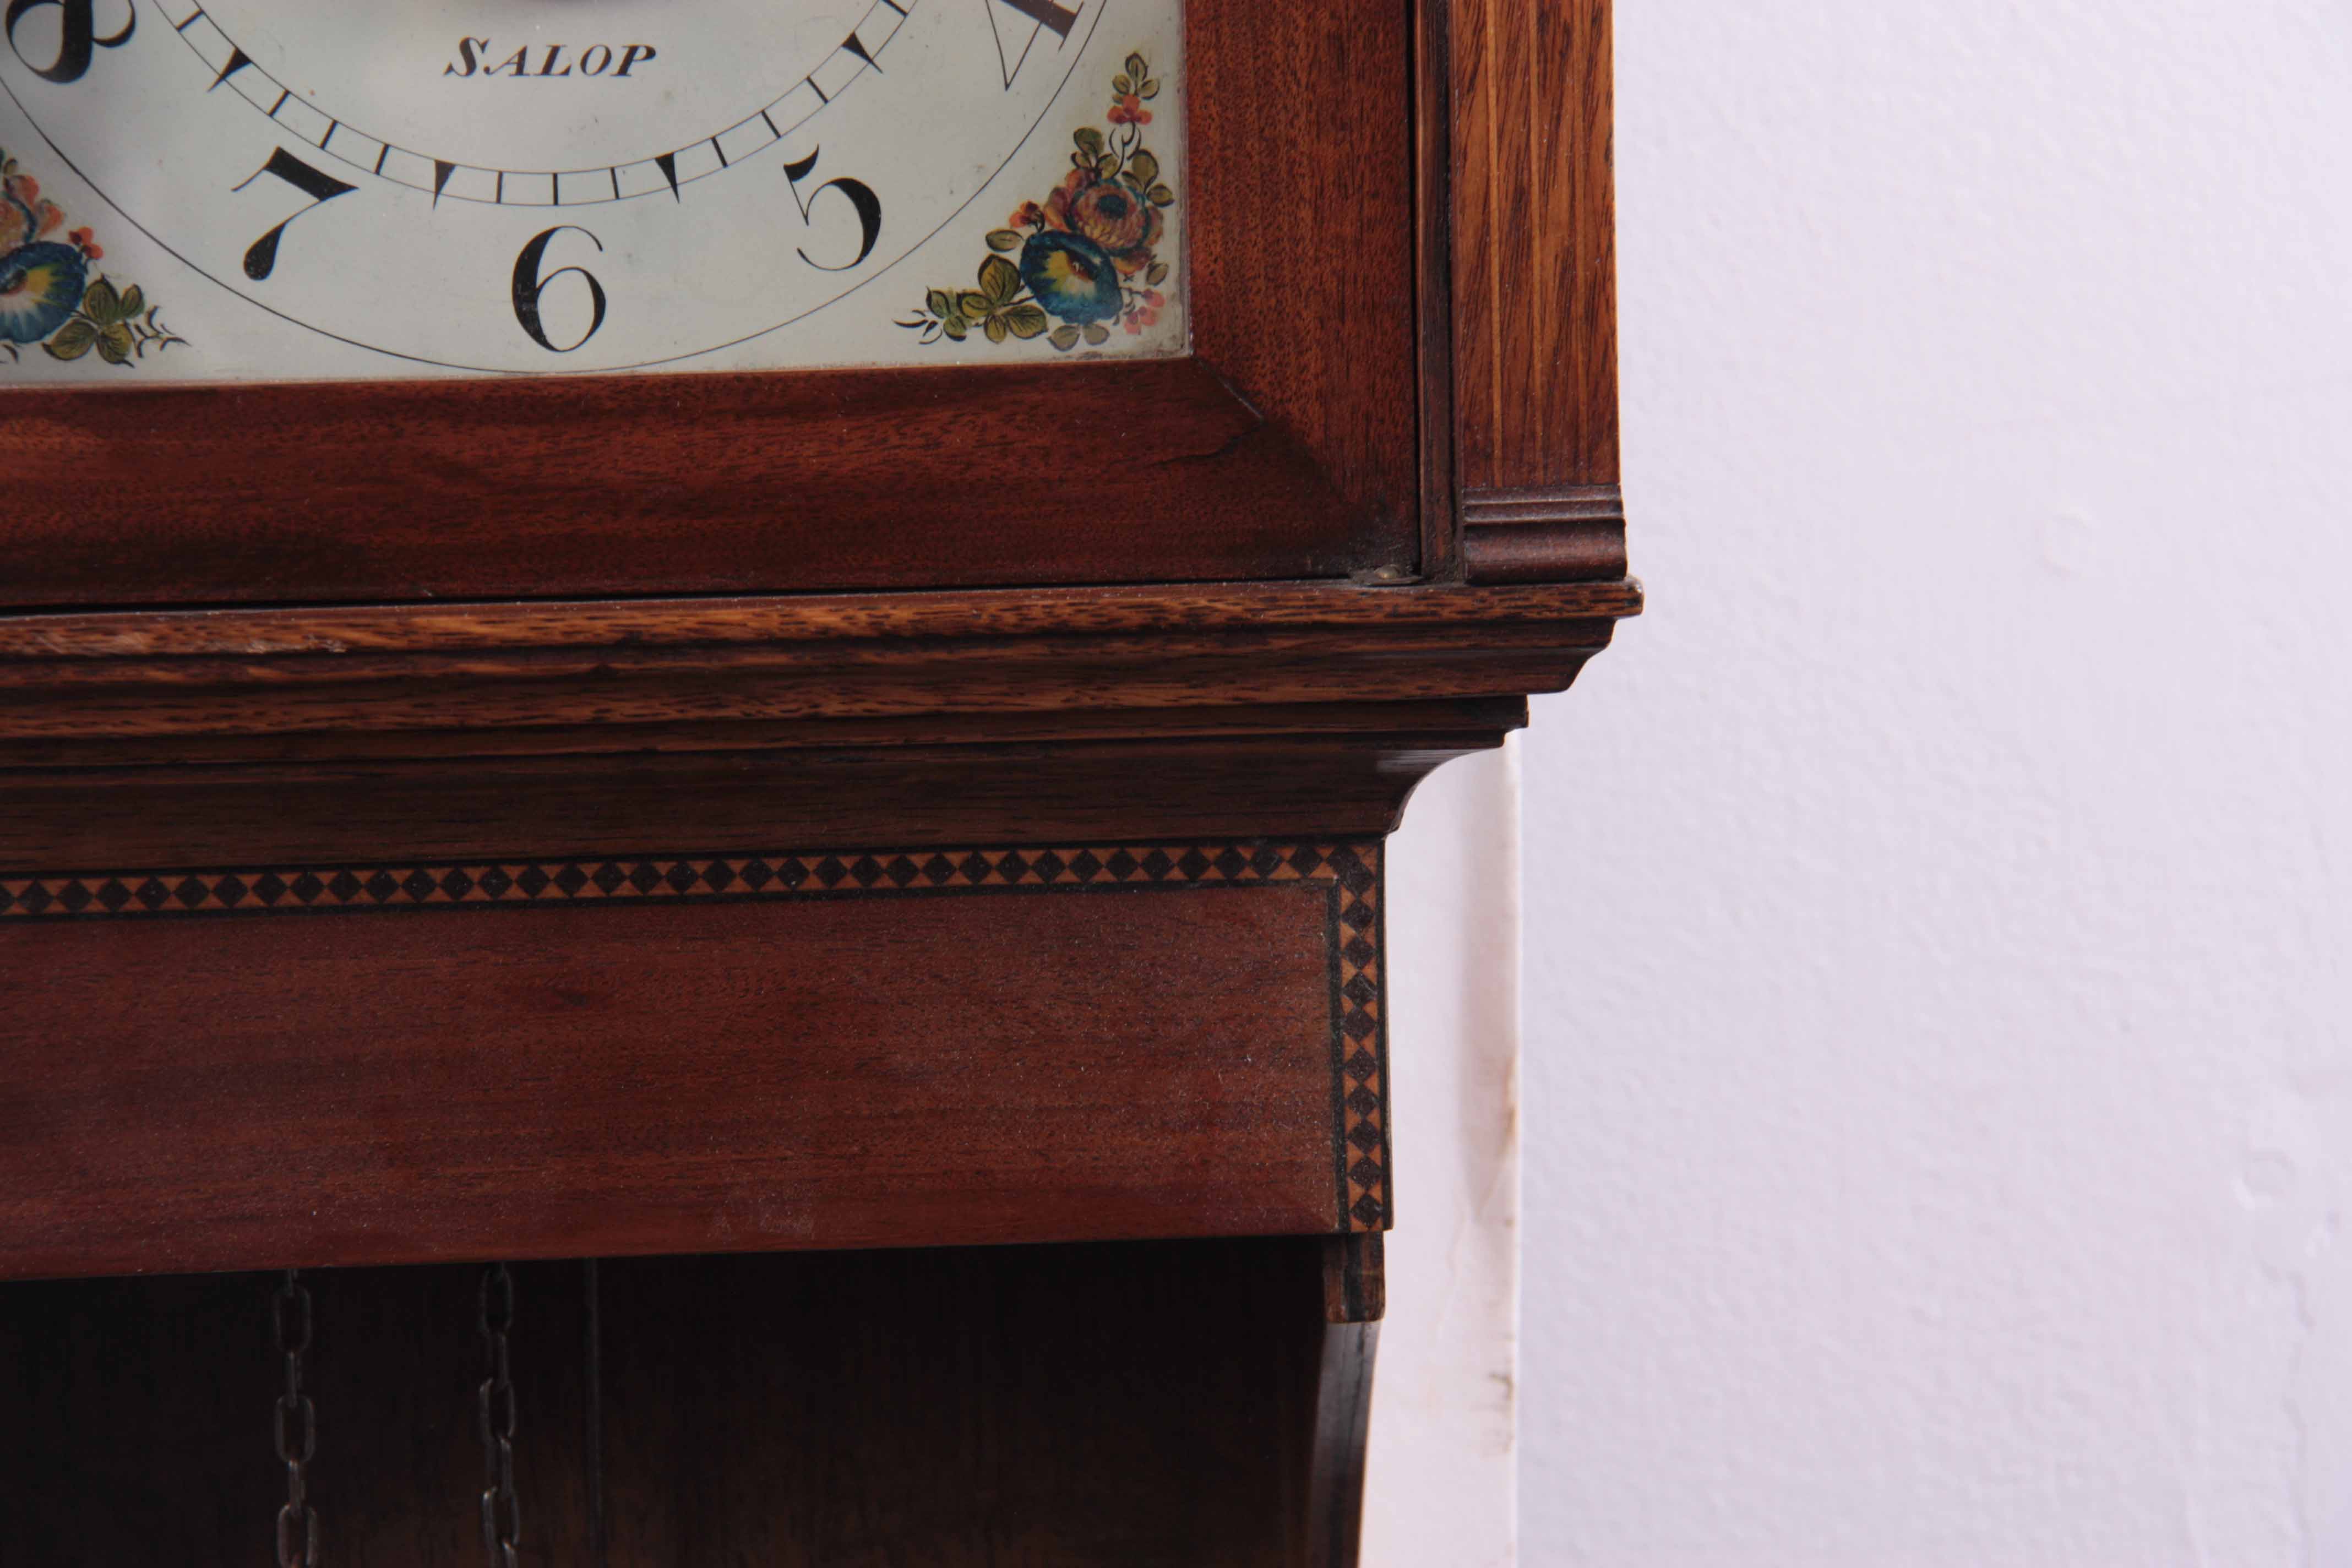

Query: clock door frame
<box><xmin>1</xmin><ymin>2</ymin><xmax>1428</xmax><ymax>609</ymax></box>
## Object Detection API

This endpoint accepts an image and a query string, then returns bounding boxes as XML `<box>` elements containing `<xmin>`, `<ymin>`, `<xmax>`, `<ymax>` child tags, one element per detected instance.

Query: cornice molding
<box><xmin>1461</xmin><ymin>483</ymin><xmax>1629</xmax><ymax>584</ymax></box>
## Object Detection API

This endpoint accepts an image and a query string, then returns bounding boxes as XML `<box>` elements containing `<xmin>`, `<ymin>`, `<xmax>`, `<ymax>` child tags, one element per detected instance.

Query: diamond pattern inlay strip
<box><xmin>1330</xmin><ymin>852</ymin><xmax>1389</xmax><ymax>1232</ymax></box>
<box><xmin>0</xmin><ymin>840</ymin><xmax>1391</xmax><ymax>1233</ymax></box>
<box><xmin>0</xmin><ymin>843</ymin><xmax>1349</xmax><ymax>918</ymax></box>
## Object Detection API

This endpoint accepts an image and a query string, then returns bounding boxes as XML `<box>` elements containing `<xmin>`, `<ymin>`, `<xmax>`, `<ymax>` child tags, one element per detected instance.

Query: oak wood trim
<box><xmin>1451</xmin><ymin>0</ymin><xmax>1621</xmax><ymax>574</ymax></box>
<box><xmin>0</xmin><ymin>581</ymin><xmax>1640</xmax><ymax>749</ymax></box>
<box><xmin>0</xmin><ymin>579</ymin><xmax>1642</xmax><ymax>660</ymax></box>
<box><xmin>1415</xmin><ymin>0</ymin><xmax>1461</xmax><ymax>582</ymax></box>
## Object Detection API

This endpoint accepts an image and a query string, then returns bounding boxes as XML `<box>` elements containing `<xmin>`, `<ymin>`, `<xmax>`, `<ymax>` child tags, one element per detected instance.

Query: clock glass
<box><xmin>0</xmin><ymin>0</ymin><xmax>1183</xmax><ymax>382</ymax></box>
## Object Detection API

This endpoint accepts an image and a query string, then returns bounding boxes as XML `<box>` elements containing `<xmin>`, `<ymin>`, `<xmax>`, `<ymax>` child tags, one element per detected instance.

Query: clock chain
<box><xmin>272</xmin><ymin>1270</ymin><xmax>320</xmax><ymax>1568</ymax></box>
<box><xmin>477</xmin><ymin>1263</ymin><xmax>524</xmax><ymax>1568</ymax></box>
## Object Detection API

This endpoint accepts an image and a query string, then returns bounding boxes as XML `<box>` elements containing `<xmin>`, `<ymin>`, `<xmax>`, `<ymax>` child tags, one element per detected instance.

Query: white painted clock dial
<box><xmin>0</xmin><ymin>0</ymin><xmax>1184</xmax><ymax>382</ymax></box>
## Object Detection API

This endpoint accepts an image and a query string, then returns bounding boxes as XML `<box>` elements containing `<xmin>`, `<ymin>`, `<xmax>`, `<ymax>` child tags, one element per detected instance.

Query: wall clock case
<box><xmin>0</xmin><ymin>2</ymin><xmax>1632</xmax><ymax>1563</ymax></box>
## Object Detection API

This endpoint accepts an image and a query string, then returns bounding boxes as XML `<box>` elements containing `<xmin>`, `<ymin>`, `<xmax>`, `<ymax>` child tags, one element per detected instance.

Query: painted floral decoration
<box><xmin>902</xmin><ymin>52</ymin><xmax>1174</xmax><ymax>351</ymax></box>
<box><xmin>0</xmin><ymin>148</ymin><xmax>184</xmax><ymax>367</ymax></box>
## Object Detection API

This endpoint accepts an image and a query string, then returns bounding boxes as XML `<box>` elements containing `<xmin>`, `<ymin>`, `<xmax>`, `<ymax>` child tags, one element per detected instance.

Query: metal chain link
<box><xmin>273</xmin><ymin>1270</ymin><xmax>319</xmax><ymax>1568</ymax></box>
<box><xmin>477</xmin><ymin>1264</ymin><xmax>521</xmax><ymax>1568</ymax></box>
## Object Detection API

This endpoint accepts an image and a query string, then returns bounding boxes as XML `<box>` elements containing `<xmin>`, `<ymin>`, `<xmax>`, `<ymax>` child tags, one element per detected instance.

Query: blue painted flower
<box><xmin>1019</xmin><ymin>230</ymin><xmax>1123</xmax><ymax>324</ymax></box>
<box><xmin>0</xmin><ymin>241</ymin><xmax>88</xmax><ymax>345</ymax></box>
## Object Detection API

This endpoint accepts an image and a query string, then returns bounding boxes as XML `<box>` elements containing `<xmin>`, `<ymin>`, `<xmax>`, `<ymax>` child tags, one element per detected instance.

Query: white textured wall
<box><xmin>1370</xmin><ymin>746</ymin><xmax>1524</xmax><ymax>1568</ymax></box>
<box><xmin>1519</xmin><ymin>1</ymin><xmax>2352</xmax><ymax>1563</ymax></box>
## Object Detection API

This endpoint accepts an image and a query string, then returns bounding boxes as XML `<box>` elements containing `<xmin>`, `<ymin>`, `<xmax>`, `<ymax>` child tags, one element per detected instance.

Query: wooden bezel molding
<box><xmin>0</xmin><ymin>2</ymin><xmax>1423</xmax><ymax>609</ymax></box>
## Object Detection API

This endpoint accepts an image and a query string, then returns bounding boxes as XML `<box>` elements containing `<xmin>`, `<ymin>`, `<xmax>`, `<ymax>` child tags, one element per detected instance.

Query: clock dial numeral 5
<box><xmin>783</xmin><ymin>147</ymin><xmax>881</xmax><ymax>273</ymax></box>
<box><xmin>4</xmin><ymin>0</ymin><xmax>134</xmax><ymax>85</ymax></box>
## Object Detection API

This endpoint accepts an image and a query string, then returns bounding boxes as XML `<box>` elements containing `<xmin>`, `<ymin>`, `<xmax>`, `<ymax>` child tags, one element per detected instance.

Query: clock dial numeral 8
<box><xmin>3</xmin><ymin>0</ymin><xmax>133</xmax><ymax>86</ymax></box>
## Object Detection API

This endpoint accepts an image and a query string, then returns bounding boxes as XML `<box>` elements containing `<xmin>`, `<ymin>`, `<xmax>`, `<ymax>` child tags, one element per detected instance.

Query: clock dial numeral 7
<box><xmin>783</xmin><ymin>148</ymin><xmax>881</xmax><ymax>273</ymax></box>
<box><xmin>232</xmin><ymin>148</ymin><xmax>356</xmax><ymax>281</ymax></box>
<box><xmin>4</xmin><ymin>0</ymin><xmax>134</xmax><ymax>85</ymax></box>
<box><xmin>512</xmin><ymin>225</ymin><xmax>608</xmax><ymax>352</ymax></box>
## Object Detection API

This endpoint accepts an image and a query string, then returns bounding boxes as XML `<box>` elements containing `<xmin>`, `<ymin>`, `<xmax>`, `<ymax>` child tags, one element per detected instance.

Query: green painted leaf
<box><xmin>1146</xmin><ymin>261</ymin><xmax>1170</xmax><ymax>287</ymax></box>
<box><xmin>80</xmin><ymin>277</ymin><xmax>122</xmax><ymax>326</ymax></box>
<box><xmin>943</xmin><ymin>314</ymin><xmax>969</xmax><ymax>341</ymax></box>
<box><xmin>1049</xmin><ymin>324</ymin><xmax>1082</xmax><ymax>352</ymax></box>
<box><xmin>117</xmin><ymin>284</ymin><xmax>143</xmax><ymax>321</ymax></box>
<box><xmin>1125</xmin><ymin>53</ymin><xmax>1148</xmax><ymax>83</ymax></box>
<box><xmin>96</xmin><ymin>322</ymin><xmax>134</xmax><ymax>364</ymax></box>
<box><xmin>1083</xmin><ymin>322</ymin><xmax>1110</xmax><ymax>346</ymax></box>
<box><xmin>927</xmin><ymin>288</ymin><xmax>955</xmax><ymax>318</ymax></box>
<box><xmin>957</xmin><ymin>291</ymin><xmax>994</xmax><ymax>318</ymax></box>
<box><xmin>986</xmin><ymin>229</ymin><xmax>1023</xmax><ymax>253</ymax></box>
<box><xmin>1147</xmin><ymin>184</ymin><xmax>1174</xmax><ymax>207</ymax></box>
<box><xmin>1074</xmin><ymin>126</ymin><xmax>1106</xmax><ymax>159</ymax></box>
<box><xmin>985</xmin><ymin>314</ymin><xmax>1009</xmax><ymax>345</ymax></box>
<box><xmin>1141</xmin><ymin>79</ymin><xmax>1160</xmax><ymax>99</ymax></box>
<box><xmin>1113</xmin><ymin>74</ymin><xmax>1134</xmax><ymax>95</ymax></box>
<box><xmin>43</xmin><ymin>318</ymin><xmax>98</xmax><ymax>361</ymax></box>
<box><xmin>1004</xmin><ymin>303</ymin><xmax>1051</xmax><ymax>340</ymax></box>
<box><xmin>978</xmin><ymin>253</ymin><xmax>1022</xmax><ymax>304</ymax></box>
<box><xmin>1128</xmin><ymin>151</ymin><xmax>1159</xmax><ymax>188</ymax></box>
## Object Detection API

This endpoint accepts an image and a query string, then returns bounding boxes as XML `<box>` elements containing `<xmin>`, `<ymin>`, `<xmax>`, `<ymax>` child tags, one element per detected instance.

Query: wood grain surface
<box><xmin>0</xmin><ymin>581</ymin><xmax>1637</xmax><ymax>748</ymax></box>
<box><xmin>1450</xmin><ymin>0</ymin><xmax>1626</xmax><ymax>582</ymax></box>
<box><xmin>0</xmin><ymin>850</ymin><xmax>1380</xmax><ymax>1282</ymax></box>
<box><xmin>1452</xmin><ymin>0</ymin><xmax>1618</xmax><ymax>492</ymax></box>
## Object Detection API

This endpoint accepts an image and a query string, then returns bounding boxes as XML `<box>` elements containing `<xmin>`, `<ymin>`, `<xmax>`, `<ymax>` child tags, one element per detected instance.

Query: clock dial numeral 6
<box><xmin>512</xmin><ymin>226</ymin><xmax>608</xmax><ymax>353</ymax></box>
<box><xmin>4</xmin><ymin>0</ymin><xmax>134</xmax><ymax>85</ymax></box>
<box><xmin>782</xmin><ymin>148</ymin><xmax>881</xmax><ymax>273</ymax></box>
<box><xmin>232</xmin><ymin>149</ymin><xmax>356</xmax><ymax>280</ymax></box>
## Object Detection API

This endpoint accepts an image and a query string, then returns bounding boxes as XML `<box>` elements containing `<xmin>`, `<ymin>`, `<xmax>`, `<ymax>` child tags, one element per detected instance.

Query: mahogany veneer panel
<box><xmin>0</xmin><ymin>846</ymin><xmax>1389</xmax><ymax>1281</ymax></box>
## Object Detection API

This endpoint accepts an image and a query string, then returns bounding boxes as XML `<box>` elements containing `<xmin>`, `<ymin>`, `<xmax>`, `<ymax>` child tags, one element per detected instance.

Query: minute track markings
<box><xmin>206</xmin><ymin>45</ymin><xmax>248</xmax><ymax>91</ymax></box>
<box><xmin>148</xmin><ymin>0</ymin><xmax>916</xmax><ymax>208</ymax></box>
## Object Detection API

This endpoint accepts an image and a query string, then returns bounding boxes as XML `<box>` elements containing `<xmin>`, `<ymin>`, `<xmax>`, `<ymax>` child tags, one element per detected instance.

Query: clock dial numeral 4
<box><xmin>232</xmin><ymin>148</ymin><xmax>356</xmax><ymax>281</ymax></box>
<box><xmin>4</xmin><ymin>0</ymin><xmax>135</xmax><ymax>85</ymax></box>
<box><xmin>512</xmin><ymin>225</ymin><xmax>607</xmax><ymax>353</ymax></box>
<box><xmin>782</xmin><ymin>147</ymin><xmax>881</xmax><ymax>273</ymax></box>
